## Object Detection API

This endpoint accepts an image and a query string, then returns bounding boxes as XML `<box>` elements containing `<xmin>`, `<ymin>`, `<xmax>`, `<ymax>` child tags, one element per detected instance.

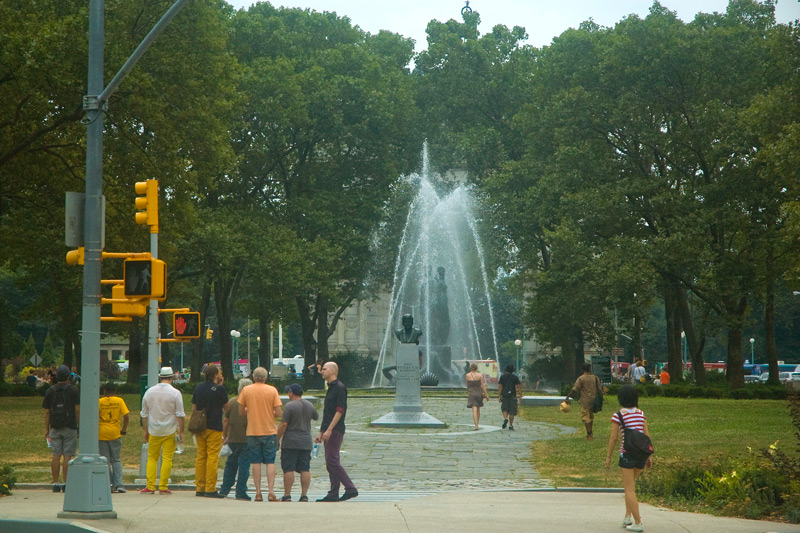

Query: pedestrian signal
<box><xmin>173</xmin><ymin>312</ymin><xmax>201</xmax><ymax>339</ymax></box>
<box><xmin>123</xmin><ymin>258</ymin><xmax>166</xmax><ymax>301</ymax></box>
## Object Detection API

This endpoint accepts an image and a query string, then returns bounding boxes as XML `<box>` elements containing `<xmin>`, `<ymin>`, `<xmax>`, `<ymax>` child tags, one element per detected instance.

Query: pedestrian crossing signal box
<box><xmin>123</xmin><ymin>258</ymin><xmax>166</xmax><ymax>301</ymax></box>
<box><xmin>173</xmin><ymin>312</ymin><xmax>201</xmax><ymax>339</ymax></box>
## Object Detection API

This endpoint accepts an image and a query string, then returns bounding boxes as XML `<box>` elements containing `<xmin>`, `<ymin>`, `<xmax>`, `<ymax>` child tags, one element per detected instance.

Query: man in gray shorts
<box><xmin>42</xmin><ymin>365</ymin><xmax>81</xmax><ymax>493</ymax></box>
<box><xmin>277</xmin><ymin>383</ymin><xmax>319</xmax><ymax>502</ymax></box>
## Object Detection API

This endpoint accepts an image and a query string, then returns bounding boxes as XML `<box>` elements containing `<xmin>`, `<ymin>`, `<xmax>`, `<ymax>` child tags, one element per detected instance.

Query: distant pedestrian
<box><xmin>277</xmin><ymin>383</ymin><xmax>319</xmax><ymax>502</ymax></box>
<box><xmin>659</xmin><ymin>369</ymin><xmax>670</xmax><ymax>385</ymax></box>
<box><xmin>238</xmin><ymin>367</ymin><xmax>283</xmax><ymax>502</ymax></box>
<box><xmin>316</xmin><ymin>362</ymin><xmax>358</xmax><ymax>502</ymax></box>
<box><xmin>192</xmin><ymin>363</ymin><xmax>228</xmax><ymax>498</ymax></box>
<box><xmin>42</xmin><ymin>365</ymin><xmax>80</xmax><ymax>493</ymax></box>
<box><xmin>605</xmin><ymin>384</ymin><xmax>651</xmax><ymax>532</ymax></box>
<box><xmin>220</xmin><ymin>378</ymin><xmax>252</xmax><ymax>501</ymax></box>
<box><xmin>26</xmin><ymin>369</ymin><xmax>39</xmax><ymax>388</ymax></box>
<box><xmin>631</xmin><ymin>360</ymin><xmax>647</xmax><ymax>384</ymax></box>
<box><xmin>99</xmin><ymin>382</ymin><xmax>129</xmax><ymax>493</ymax></box>
<box><xmin>566</xmin><ymin>363</ymin><xmax>602</xmax><ymax>440</ymax></box>
<box><xmin>140</xmin><ymin>366</ymin><xmax>185</xmax><ymax>494</ymax></box>
<box><xmin>498</xmin><ymin>364</ymin><xmax>522</xmax><ymax>430</ymax></box>
<box><xmin>465</xmin><ymin>363</ymin><xmax>489</xmax><ymax>431</ymax></box>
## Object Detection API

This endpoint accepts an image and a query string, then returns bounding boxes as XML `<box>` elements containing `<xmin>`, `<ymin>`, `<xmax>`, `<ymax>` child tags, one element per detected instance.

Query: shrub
<box><xmin>329</xmin><ymin>351</ymin><xmax>378</xmax><ymax>388</ymax></box>
<box><xmin>0</xmin><ymin>463</ymin><xmax>16</xmax><ymax>496</ymax></box>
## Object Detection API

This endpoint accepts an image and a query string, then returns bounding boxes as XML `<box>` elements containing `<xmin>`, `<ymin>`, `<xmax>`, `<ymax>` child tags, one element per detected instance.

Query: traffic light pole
<box><xmin>148</xmin><ymin>233</ymin><xmax>159</xmax><ymax>388</ymax></box>
<box><xmin>61</xmin><ymin>0</ymin><xmax>189</xmax><ymax>519</ymax></box>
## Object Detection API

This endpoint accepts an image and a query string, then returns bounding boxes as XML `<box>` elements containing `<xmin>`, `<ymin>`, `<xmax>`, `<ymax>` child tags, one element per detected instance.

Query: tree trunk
<box><xmin>127</xmin><ymin>317</ymin><xmax>143</xmax><ymax>384</ymax></box>
<box><xmin>631</xmin><ymin>310</ymin><xmax>642</xmax><ymax>369</ymax></box>
<box><xmin>190</xmin><ymin>279</ymin><xmax>212</xmax><ymax>383</ymax></box>
<box><xmin>765</xmin><ymin>247</ymin><xmax>779</xmax><ymax>385</ymax></box>
<box><xmin>159</xmin><ymin>312</ymin><xmax>172</xmax><ymax>367</ymax></box>
<box><xmin>316</xmin><ymin>296</ymin><xmax>330</xmax><ymax>362</ymax></box>
<box><xmin>664</xmin><ymin>283</ymin><xmax>683</xmax><ymax>380</ymax></box>
<box><xmin>677</xmin><ymin>287</ymin><xmax>703</xmax><ymax>384</ymax></box>
<box><xmin>725</xmin><ymin>296</ymin><xmax>748</xmax><ymax>389</ymax></box>
<box><xmin>297</xmin><ymin>295</ymin><xmax>317</xmax><ymax>370</ymax></box>
<box><xmin>213</xmin><ymin>270</ymin><xmax>245</xmax><ymax>381</ymax></box>
<box><xmin>257</xmin><ymin>306</ymin><xmax>271</xmax><ymax>371</ymax></box>
<box><xmin>574</xmin><ymin>327</ymin><xmax>585</xmax><ymax>379</ymax></box>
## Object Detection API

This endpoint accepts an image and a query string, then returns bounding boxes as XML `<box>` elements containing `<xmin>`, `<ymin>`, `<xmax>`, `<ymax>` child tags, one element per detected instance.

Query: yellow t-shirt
<box><xmin>99</xmin><ymin>396</ymin><xmax>130</xmax><ymax>441</ymax></box>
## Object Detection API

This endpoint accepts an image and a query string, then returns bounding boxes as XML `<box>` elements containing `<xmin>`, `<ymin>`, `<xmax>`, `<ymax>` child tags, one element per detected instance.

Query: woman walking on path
<box><xmin>465</xmin><ymin>363</ymin><xmax>489</xmax><ymax>430</ymax></box>
<box><xmin>605</xmin><ymin>384</ymin><xmax>651</xmax><ymax>532</ymax></box>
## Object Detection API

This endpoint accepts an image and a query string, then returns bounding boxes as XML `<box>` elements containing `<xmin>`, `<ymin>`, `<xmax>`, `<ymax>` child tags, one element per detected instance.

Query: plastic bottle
<box><xmin>46</xmin><ymin>436</ymin><xmax>52</xmax><ymax>449</ymax></box>
<box><xmin>311</xmin><ymin>443</ymin><xmax>319</xmax><ymax>458</ymax></box>
<box><xmin>175</xmin><ymin>434</ymin><xmax>184</xmax><ymax>454</ymax></box>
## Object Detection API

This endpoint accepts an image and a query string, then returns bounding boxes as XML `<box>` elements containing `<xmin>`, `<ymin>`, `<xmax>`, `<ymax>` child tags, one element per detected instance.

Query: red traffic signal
<box><xmin>173</xmin><ymin>312</ymin><xmax>201</xmax><ymax>339</ymax></box>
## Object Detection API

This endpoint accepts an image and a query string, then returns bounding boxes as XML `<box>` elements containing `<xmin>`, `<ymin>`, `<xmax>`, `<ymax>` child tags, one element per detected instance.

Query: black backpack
<box><xmin>50</xmin><ymin>384</ymin><xmax>72</xmax><ymax>429</ymax></box>
<box><xmin>617</xmin><ymin>410</ymin><xmax>654</xmax><ymax>460</ymax></box>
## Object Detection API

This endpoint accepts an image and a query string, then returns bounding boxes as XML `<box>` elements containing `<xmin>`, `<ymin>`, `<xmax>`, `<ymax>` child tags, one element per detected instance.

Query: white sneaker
<box><xmin>626</xmin><ymin>523</ymin><xmax>643</xmax><ymax>532</ymax></box>
<box><xmin>622</xmin><ymin>516</ymin><xmax>633</xmax><ymax>526</ymax></box>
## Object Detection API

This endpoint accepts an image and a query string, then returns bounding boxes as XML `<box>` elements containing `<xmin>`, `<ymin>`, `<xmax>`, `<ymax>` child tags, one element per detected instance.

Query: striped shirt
<box><xmin>611</xmin><ymin>408</ymin><xmax>646</xmax><ymax>455</ymax></box>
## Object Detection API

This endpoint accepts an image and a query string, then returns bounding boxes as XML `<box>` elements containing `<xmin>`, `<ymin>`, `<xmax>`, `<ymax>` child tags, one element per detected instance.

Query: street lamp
<box><xmin>750</xmin><ymin>337</ymin><xmax>755</xmax><ymax>363</ymax></box>
<box><xmin>231</xmin><ymin>329</ymin><xmax>241</xmax><ymax>373</ymax></box>
<box><xmin>680</xmin><ymin>331</ymin><xmax>687</xmax><ymax>366</ymax></box>
<box><xmin>514</xmin><ymin>339</ymin><xmax>522</xmax><ymax>376</ymax></box>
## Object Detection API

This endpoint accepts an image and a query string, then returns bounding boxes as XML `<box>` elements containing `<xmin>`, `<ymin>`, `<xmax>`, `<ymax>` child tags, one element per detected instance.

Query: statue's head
<box><xmin>401</xmin><ymin>314</ymin><xmax>413</xmax><ymax>329</ymax></box>
<box><xmin>437</xmin><ymin>266</ymin><xmax>445</xmax><ymax>277</ymax></box>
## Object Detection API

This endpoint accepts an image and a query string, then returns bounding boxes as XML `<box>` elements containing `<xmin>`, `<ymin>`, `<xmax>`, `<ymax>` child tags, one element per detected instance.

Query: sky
<box><xmin>226</xmin><ymin>0</ymin><xmax>800</xmax><ymax>51</ymax></box>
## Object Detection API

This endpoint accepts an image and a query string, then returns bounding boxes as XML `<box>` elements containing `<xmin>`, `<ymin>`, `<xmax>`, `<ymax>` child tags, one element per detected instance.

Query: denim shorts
<box><xmin>247</xmin><ymin>435</ymin><xmax>277</xmax><ymax>464</ymax></box>
<box><xmin>618</xmin><ymin>453</ymin><xmax>647</xmax><ymax>470</ymax></box>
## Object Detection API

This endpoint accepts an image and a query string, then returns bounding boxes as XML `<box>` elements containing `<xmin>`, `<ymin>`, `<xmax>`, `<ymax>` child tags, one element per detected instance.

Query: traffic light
<box><xmin>173</xmin><ymin>312</ymin><xmax>201</xmax><ymax>339</ymax></box>
<box><xmin>65</xmin><ymin>247</ymin><xmax>85</xmax><ymax>265</ymax></box>
<box><xmin>134</xmin><ymin>180</ymin><xmax>158</xmax><ymax>231</ymax></box>
<box><xmin>111</xmin><ymin>284</ymin><xmax>147</xmax><ymax>317</ymax></box>
<box><xmin>206</xmin><ymin>327</ymin><xmax>213</xmax><ymax>340</ymax></box>
<box><xmin>123</xmin><ymin>258</ymin><xmax>166</xmax><ymax>301</ymax></box>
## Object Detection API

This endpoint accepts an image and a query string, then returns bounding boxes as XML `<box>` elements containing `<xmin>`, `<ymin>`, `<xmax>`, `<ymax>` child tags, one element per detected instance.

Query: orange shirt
<box><xmin>237</xmin><ymin>383</ymin><xmax>282</xmax><ymax>436</ymax></box>
<box><xmin>660</xmin><ymin>370</ymin><xmax>670</xmax><ymax>385</ymax></box>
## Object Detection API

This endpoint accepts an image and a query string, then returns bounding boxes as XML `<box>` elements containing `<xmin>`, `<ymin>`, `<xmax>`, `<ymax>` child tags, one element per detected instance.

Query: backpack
<box><xmin>50</xmin><ymin>384</ymin><xmax>72</xmax><ymax>429</ymax></box>
<box><xmin>617</xmin><ymin>410</ymin><xmax>654</xmax><ymax>460</ymax></box>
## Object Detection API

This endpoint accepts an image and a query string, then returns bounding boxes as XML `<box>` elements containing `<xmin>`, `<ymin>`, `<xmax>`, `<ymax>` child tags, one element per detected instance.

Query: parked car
<box><xmin>790</xmin><ymin>372</ymin><xmax>800</xmax><ymax>382</ymax></box>
<box><xmin>744</xmin><ymin>375</ymin><xmax>761</xmax><ymax>384</ymax></box>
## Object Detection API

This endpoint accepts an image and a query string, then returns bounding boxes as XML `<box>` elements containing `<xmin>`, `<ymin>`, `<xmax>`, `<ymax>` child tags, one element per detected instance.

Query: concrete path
<box><xmin>2</xmin><ymin>397</ymin><xmax>797</xmax><ymax>532</ymax></box>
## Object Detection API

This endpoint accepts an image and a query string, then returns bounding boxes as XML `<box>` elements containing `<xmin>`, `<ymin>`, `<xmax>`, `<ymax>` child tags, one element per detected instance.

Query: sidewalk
<box><xmin>2</xmin><ymin>397</ymin><xmax>797</xmax><ymax>532</ymax></box>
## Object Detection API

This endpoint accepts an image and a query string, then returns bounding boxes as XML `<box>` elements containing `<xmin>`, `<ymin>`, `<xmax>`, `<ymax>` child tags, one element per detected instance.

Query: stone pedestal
<box><xmin>371</xmin><ymin>344</ymin><xmax>445</xmax><ymax>428</ymax></box>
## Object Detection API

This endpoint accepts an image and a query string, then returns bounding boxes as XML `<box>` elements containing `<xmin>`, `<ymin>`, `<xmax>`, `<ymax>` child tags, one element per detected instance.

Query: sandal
<box><xmin>299</xmin><ymin>495</ymin><xmax>308</xmax><ymax>502</ymax></box>
<box><xmin>267</xmin><ymin>493</ymin><xmax>278</xmax><ymax>502</ymax></box>
<box><xmin>254</xmin><ymin>494</ymin><xmax>263</xmax><ymax>502</ymax></box>
<box><xmin>280</xmin><ymin>495</ymin><xmax>292</xmax><ymax>502</ymax></box>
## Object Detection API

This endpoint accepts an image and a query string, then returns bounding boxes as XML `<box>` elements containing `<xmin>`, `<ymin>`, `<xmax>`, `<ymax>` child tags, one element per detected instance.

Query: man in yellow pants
<box><xmin>140</xmin><ymin>367</ymin><xmax>185</xmax><ymax>494</ymax></box>
<box><xmin>191</xmin><ymin>364</ymin><xmax>228</xmax><ymax>497</ymax></box>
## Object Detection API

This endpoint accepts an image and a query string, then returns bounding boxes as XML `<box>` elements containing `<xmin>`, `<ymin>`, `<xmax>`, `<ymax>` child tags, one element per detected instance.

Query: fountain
<box><xmin>371</xmin><ymin>145</ymin><xmax>500</xmax><ymax>390</ymax></box>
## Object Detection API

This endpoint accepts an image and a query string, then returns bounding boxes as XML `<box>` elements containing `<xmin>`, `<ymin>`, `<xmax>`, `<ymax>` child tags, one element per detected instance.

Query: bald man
<box><xmin>315</xmin><ymin>362</ymin><xmax>358</xmax><ymax>502</ymax></box>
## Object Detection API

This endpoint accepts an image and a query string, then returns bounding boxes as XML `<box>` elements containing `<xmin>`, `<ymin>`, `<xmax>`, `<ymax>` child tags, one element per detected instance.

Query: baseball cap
<box><xmin>285</xmin><ymin>383</ymin><xmax>303</xmax><ymax>396</ymax></box>
<box><xmin>158</xmin><ymin>366</ymin><xmax>174</xmax><ymax>378</ymax></box>
<box><xmin>56</xmin><ymin>365</ymin><xmax>70</xmax><ymax>380</ymax></box>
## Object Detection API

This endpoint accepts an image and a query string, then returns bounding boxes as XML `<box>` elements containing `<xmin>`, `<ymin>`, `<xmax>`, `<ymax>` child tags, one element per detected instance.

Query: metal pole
<box><xmin>147</xmin><ymin>233</ymin><xmax>159</xmax><ymax>387</ymax></box>
<box><xmin>60</xmin><ymin>0</ymin><xmax>114</xmax><ymax>517</ymax></box>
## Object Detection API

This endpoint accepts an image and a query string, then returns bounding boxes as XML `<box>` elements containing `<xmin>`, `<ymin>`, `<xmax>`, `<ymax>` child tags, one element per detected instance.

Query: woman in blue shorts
<box><xmin>605</xmin><ymin>384</ymin><xmax>651</xmax><ymax>532</ymax></box>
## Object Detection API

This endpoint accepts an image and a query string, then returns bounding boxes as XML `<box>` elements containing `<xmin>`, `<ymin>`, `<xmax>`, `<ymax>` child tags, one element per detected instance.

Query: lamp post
<box><xmin>231</xmin><ymin>330</ymin><xmax>241</xmax><ymax>374</ymax></box>
<box><xmin>514</xmin><ymin>339</ymin><xmax>522</xmax><ymax>376</ymax></box>
<box><xmin>680</xmin><ymin>331</ymin><xmax>687</xmax><ymax>366</ymax></box>
<box><xmin>750</xmin><ymin>337</ymin><xmax>755</xmax><ymax>363</ymax></box>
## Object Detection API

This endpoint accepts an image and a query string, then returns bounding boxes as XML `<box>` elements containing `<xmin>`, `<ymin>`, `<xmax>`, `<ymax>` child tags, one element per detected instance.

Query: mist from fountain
<box><xmin>371</xmin><ymin>147</ymin><xmax>499</xmax><ymax>387</ymax></box>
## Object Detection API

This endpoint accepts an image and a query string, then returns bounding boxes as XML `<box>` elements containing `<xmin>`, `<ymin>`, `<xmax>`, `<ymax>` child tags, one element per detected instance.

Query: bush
<box><xmin>0</xmin><ymin>382</ymin><xmax>47</xmax><ymax>397</ymax></box>
<box><xmin>329</xmin><ymin>351</ymin><xmax>378</xmax><ymax>388</ymax></box>
<box><xmin>0</xmin><ymin>463</ymin><xmax>16</xmax><ymax>496</ymax></box>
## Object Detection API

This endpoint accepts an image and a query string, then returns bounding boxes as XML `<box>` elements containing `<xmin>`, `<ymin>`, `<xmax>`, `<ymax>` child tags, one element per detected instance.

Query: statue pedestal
<box><xmin>372</xmin><ymin>344</ymin><xmax>445</xmax><ymax>428</ymax></box>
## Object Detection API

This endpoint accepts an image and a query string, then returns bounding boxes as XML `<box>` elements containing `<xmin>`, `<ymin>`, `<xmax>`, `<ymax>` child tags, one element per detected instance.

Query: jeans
<box><xmin>147</xmin><ymin>433</ymin><xmax>176</xmax><ymax>491</ymax></box>
<box><xmin>195</xmin><ymin>428</ymin><xmax>224</xmax><ymax>493</ymax></box>
<box><xmin>99</xmin><ymin>438</ymin><xmax>123</xmax><ymax>488</ymax></box>
<box><xmin>324</xmin><ymin>430</ymin><xmax>356</xmax><ymax>497</ymax></box>
<box><xmin>219</xmin><ymin>442</ymin><xmax>250</xmax><ymax>496</ymax></box>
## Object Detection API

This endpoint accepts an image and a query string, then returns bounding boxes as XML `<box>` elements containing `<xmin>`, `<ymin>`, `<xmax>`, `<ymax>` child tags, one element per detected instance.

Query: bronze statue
<box><xmin>394</xmin><ymin>314</ymin><xmax>423</xmax><ymax>345</ymax></box>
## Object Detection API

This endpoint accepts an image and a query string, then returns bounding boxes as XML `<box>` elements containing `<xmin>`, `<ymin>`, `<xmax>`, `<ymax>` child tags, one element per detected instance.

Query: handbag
<box><xmin>617</xmin><ymin>410</ymin><xmax>654</xmax><ymax>459</ymax></box>
<box><xmin>592</xmin><ymin>377</ymin><xmax>604</xmax><ymax>413</ymax></box>
<box><xmin>188</xmin><ymin>407</ymin><xmax>207</xmax><ymax>434</ymax></box>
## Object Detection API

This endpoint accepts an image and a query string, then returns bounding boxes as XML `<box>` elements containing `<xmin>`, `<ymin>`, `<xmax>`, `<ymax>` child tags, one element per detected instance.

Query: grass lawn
<box><xmin>521</xmin><ymin>397</ymin><xmax>796</xmax><ymax>488</ymax></box>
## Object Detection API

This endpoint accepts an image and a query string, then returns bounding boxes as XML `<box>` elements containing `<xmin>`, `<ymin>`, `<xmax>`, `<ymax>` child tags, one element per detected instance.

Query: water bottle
<box><xmin>175</xmin><ymin>434</ymin><xmax>184</xmax><ymax>454</ymax></box>
<box><xmin>46</xmin><ymin>436</ymin><xmax>52</xmax><ymax>449</ymax></box>
<box><xmin>311</xmin><ymin>443</ymin><xmax>319</xmax><ymax>459</ymax></box>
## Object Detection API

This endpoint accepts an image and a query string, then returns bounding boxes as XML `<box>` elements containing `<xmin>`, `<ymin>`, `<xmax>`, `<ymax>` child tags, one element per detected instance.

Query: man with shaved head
<box><xmin>315</xmin><ymin>362</ymin><xmax>358</xmax><ymax>502</ymax></box>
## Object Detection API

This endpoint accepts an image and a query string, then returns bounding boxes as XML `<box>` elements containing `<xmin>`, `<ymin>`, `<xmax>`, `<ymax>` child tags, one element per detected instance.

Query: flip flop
<box><xmin>254</xmin><ymin>494</ymin><xmax>263</xmax><ymax>502</ymax></box>
<box><xmin>267</xmin><ymin>493</ymin><xmax>278</xmax><ymax>502</ymax></box>
<box><xmin>299</xmin><ymin>495</ymin><xmax>309</xmax><ymax>502</ymax></box>
<box><xmin>280</xmin><ymin>495</ymin><xmax>292</xmax><ymax>502</ymax></box>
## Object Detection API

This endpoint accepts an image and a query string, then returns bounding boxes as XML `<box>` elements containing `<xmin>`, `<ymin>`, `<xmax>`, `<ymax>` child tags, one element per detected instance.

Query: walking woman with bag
<box><xmin>565</xmin><ymin>363</ymin><xmax>603</xmax><ymax>440</ymax></box>
<box><xmin>605</xmin><ymin>384</ymin><xmax>652</xmax><ymax>532</ymax></box>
